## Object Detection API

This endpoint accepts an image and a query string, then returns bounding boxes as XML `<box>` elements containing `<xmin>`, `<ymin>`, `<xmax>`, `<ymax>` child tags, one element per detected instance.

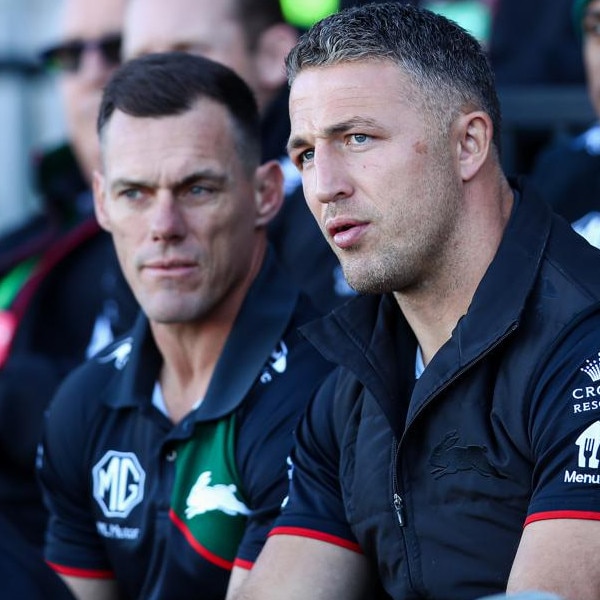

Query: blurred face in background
<box><xmin>123</xmin><ymin>0</ymin><xmax>259</xmax><ymax>95</ymax></box>
<box><xmin>58</xmin><ymin>0</ymin><xmax>125</xmax><ymax>182</ymax></box>
<box><xmin>583</xmin><ymin>0</ymin><xmax>600</xmax><ymax>115</ymax></box>
<box><xmin>123</xmin><ymin>0</ymin><xmax>295</xmax><ymax>111</ymax></box>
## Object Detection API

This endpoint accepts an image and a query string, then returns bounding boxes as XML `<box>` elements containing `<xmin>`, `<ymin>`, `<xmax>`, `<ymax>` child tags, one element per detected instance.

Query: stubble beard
<box><xmin>339</xmin><ymin>245</ymin><xmax>420</xmax><ymax>295</ymax></box>
<box><xmin>338</xmin><ymin>173</ymin><xmax>462</xmax><ymax>296</ymax></box>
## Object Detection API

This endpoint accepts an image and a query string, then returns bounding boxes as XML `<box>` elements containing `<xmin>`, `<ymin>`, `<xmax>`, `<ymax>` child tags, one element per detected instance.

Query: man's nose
<box><xmin>311</xmin><ymin>146</ymin><xmax>353</xmax><ymax>204</ymax></box>
<box><xmin>150</xmin><ymin>193</ymin><xmax>187</xmax><ymax>241</ymax></box>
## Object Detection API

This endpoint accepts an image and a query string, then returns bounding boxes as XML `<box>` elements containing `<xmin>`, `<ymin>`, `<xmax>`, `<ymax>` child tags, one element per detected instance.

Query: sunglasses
<box><xmin>40</xmin><ymin>33</ymin><xmax>122</xmax><ymax>73</ymax></box>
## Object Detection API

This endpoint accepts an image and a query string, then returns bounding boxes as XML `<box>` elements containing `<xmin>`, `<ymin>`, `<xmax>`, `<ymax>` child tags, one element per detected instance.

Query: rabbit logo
<box><xmin>429</xmin><ymin>431</ymin><xmax>506</xmax><ymax>479</ymax></box>
<box><xmin>185</xmin><ymin>471</ymin><xmax>250</xmax><ymax>519</ymax></box>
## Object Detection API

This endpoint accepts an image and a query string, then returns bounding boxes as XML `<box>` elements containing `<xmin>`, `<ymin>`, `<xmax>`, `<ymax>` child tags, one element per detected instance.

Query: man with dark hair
<box><xmin>237</xmin><ymin>3</ymin><xmax>600</xmax><ymax>599</ymax></box>
<box><xmin>122</xmin><ymin>0</ymin><xmax>355</xmax><ymax>312</ymax></box>
<box><xmin>37</xmin><ymin>52</ymin><xmax>333</xmax><ymax>600</ymax></box>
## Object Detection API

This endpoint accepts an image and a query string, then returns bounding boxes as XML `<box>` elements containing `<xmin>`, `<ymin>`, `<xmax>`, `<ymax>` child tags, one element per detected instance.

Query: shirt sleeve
<box><xmin>37</xmin><ymin>373</ymin><xmax>114</xmax><ymax>578</ymax></box>
<box><xmin>268</xmin><ymin>370</ymin><xmax>361</xmax><ymax>552</ymax></box>
<box><xmin>526</xmin><ymin>311</ymin><xmax>600</xmax><ymax>524</ymax></box>
<box><xmin>233</xmin><ymin>338</ymin><xmax>337</xmax><ymax>566</ymax></box>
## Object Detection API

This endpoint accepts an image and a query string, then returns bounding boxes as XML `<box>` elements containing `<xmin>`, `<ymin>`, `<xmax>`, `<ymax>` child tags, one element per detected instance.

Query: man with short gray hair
<box><xmin>237</xmin><ymin>3</ymin><xmax>600</xmax><ymax>599</ymax></box>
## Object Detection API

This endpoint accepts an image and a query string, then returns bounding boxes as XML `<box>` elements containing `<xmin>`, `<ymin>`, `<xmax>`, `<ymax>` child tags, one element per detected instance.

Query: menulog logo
<box><xmin>564</xmin><ymin>421</ymin><xmax>600</xmax><ymax>485</ymax></box>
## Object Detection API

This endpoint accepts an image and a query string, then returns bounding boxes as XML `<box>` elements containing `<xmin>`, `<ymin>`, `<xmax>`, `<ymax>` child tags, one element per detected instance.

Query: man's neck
<box><xmin>396</xmin><ymin>177</ymin><xmax>514</xmax><ymax>367</ymax></box>
<box><xmin>151</xmin><ymin>242</ymin><xmax>267</xmax><ymax>423</ymax></box>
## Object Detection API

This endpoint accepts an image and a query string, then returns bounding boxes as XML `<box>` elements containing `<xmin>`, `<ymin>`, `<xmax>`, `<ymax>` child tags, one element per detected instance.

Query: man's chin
<box><xmin>342</xmin><ymin>269</ymin><xmax>389</xmax><ymax>295</ymax></box>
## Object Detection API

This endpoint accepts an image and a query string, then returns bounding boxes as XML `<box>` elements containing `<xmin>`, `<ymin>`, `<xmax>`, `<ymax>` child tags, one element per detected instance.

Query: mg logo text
<box><xmin>92</xmin><ymin>450</ymin><xmax>145</xmax><ymax>518</ymax></box>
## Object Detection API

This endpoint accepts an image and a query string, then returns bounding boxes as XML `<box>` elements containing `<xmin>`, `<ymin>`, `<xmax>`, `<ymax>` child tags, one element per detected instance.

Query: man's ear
<box><xmin>92</xmin><ymin>170</ymin><xmax>111</xmax><ymax>232</ymax></box>
<box><xmin>254</xmin><ymin>160</ymin><xmax>285</xmax><ymax>227</ymax></box>
<box><xmin>456</xmin><ymin>110</ymin><xmax>494</xmax><ymax>182</ymax></box>
<box><xmin>254</xmin><ymin>23</ymin><xmax>299</xmax><ymax>93</ymax></box>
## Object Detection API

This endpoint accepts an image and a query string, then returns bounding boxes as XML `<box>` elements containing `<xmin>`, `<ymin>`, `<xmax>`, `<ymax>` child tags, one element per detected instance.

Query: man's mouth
<box><xmin>325</xmin><ymin>218</ymin><xmax>369</xmax><ymax>249</ymax></box>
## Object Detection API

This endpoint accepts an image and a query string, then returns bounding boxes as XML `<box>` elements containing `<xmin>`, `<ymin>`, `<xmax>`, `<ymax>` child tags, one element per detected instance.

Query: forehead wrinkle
<box><xmin>287</xmin><ymin>116</ymin><xmax>380</xmax><ymax>154</ymax></box>
<box><xmin>322</xmin><ymin>117</ymin><xmax>380</xmax><ymax>137</ymax></box>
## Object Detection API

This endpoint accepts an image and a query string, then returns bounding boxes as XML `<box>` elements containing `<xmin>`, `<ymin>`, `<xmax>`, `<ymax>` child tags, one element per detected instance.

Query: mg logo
<box><xmin>92</xmin><ymin>451</ymin><xmax>145</xmax><ymax>518</ymax></box>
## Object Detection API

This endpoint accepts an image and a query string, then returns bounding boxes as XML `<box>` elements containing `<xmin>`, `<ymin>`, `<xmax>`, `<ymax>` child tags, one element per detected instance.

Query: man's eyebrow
<box><xmin>173</xmin><ymin>170</ymin><xmax>227</xmax><ymax>194</ymax></box>
<box><xmin>286</xmin><ymin>135</ymin><xmax>308</xmax><ymax>155</ymax></box>
<box><xmin>287</xmin><ymin>117</ymin><xmax>380</xmax><ymax>154</ymax></box>
<box><xmin>110</xmin><ymin>177</ymin><xmax>150</xmax><ymax>192</ymax></box>
<box><xmin>110</xmin><ymin>170</ymin><xmax>227</xmax><ymax>194</ymax></box>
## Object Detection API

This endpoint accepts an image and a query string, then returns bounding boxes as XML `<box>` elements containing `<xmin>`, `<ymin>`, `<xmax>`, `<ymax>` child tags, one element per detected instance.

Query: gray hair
<box><xmin>285</xmin><ymin>2</ymin><xmax>502</xmax><ymax>151</ymax></box>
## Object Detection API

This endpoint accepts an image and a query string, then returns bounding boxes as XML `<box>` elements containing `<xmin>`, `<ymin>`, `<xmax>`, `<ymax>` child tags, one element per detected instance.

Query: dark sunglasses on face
<box><xmin>39</xmin><ymin>33</ymin><xmax>122</xmax><ymax>73</ymax></box>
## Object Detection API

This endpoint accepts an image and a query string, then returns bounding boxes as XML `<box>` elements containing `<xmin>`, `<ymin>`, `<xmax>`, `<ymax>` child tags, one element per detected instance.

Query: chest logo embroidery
<box><xmin>260</xmin><ymin>340</ymin><xmax>288</xmax><ymax>383</ymax></box>
<box><xmin>97</xmin><ymin>337</ymin><xmax>133</xmax><ymax>370</ymax></box>
<box><xmin>92</xmin><ymin>450</ymin><xmax>145</xmax><ymax>518</ymax></box>
<box><xmin>185</xmin><ymin>471</ymin><xmax>250</xmax><ymax>519</ymax></box>
<box><xmin>429</xmin><ymin>431</ymin><xmax>506</xmax><ymax>479</ymax></box>
<box><xmin>85</xmin><ymin>306</ymin><xmax>115</xmax><ymax>359</ymax></box>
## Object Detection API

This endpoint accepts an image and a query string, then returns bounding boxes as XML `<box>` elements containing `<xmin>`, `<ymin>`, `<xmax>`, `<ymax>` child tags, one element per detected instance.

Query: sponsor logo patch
<box><xmin>92</xmin><ymin>450</ymin><xmax>145</xmax><ymax>518</ymax></box>
<box><xmin>96</xmin><ymin>521</ymin><xmax>140</xmax><ymax>540</ymax></box>
<box><xmin>570</xmin><ymin>352</ymin><xmax>600</xmax><ymax>414</ymax></box>
<box><xmin>581</xmin><ymin>353</ymin><xmax>600</xmax><ymax>382</ymax></box>
<box><xmin>564</xmin><ymin>421</ymin><xmax>600</xmax><ymax>485</ymax></box>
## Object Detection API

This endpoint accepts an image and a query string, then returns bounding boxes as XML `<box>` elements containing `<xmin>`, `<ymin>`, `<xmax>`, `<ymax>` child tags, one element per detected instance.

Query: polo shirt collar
<box><xmin>104</xmin><ymin>247</ymin><xmax>300</xmax><ymax>420</ymax></box>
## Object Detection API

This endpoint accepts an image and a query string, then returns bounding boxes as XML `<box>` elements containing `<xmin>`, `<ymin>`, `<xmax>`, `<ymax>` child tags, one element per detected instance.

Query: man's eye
<box><xmin>121</xmin><ymin>188</ymin><xmax>142</xmax><ymax>200</ymax></box>
<box><xmin>187</xmin><ymin>184</ymin><xmax>216</xmax><ymax>197</ymax></box>
<box><xmin>350</xmin><ymin>133</ymin><xmax>370</xmax><ymax>144</ymax></box>
<box><xmin>299</xmin><ymin>149</ymin><xmax>314</xmax><ymax>165</ymax></box>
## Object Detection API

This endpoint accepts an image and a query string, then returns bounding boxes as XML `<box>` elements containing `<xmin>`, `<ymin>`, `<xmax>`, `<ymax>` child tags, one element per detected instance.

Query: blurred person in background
<box><xmin>340</xmin><ymin>0</ymin><xmax>584</xmax><ymax>86</ymax></box>
<box><xmin>0</xmin><ymin>510</ymin><xmax>75</xmax><ymax>599</ymax></box>
<box><xmin>122</xmin><ymin>0</ymin><xmax>355</xmax><ymax>312</ymax></box>
<box><xmin>0</xmin><ymin>0</ymin><xmax>137</xmax><ymax>549</ymax></box>
<box><xmin>529</xmin><ymin>0</ymin><xmax>600</xmax><ymax>247</ymax></box>
<box><xmin>488</xmin><ymin>0</ymin><xmax>585</xmax><ymax>86</ymax></box>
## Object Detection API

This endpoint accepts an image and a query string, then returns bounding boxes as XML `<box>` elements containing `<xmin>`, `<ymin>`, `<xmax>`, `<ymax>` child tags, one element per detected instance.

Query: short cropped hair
<box><xmin>286</xmin><ymin>2</ymin><xmax>502</xmax><ymax>152</ymax></box>
<box><xmin>97</xmin><ymin>51</ymin><xmax>261</xmax><ymax>172</ymax></box>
